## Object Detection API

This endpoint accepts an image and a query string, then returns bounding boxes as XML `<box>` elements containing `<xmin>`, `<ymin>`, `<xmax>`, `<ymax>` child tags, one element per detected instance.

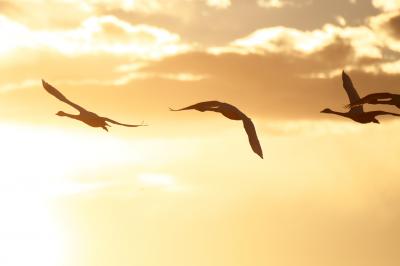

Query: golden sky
<box><xmin>1</xmin><ymin>1</ymin><xmax>400</xmax><ymax>266</ymax></box>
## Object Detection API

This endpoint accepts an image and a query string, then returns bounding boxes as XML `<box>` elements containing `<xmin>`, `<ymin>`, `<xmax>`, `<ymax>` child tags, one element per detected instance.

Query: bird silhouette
<box><xmin>346</xmin><ymin>93</ymin><xmax>400</xmax><ymax>109</ymax></box>
<box><xmin>321</xmin><ymin>71</ymin><xmax>400</xmax><ymax>123</ymax></box>
<box><xmin>42</xmin><ymin>79</ymin><xmax>146</xmax><ymax>131</ymax></box>
<box><xmin>170</xmin><ymin>101</ymin><xmax>263</xmax><ymax>158</ymax></box>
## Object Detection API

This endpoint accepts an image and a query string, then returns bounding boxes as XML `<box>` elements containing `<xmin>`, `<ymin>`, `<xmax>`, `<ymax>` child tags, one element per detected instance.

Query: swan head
<box><xmin>56</xmin><ymin>111</ymin><xmax>67</xmax><ymax>116</ymax></box>
<box><xmin>320</xmin><ymin>108</ymin><xmax>333</xmax><ymax>114</ymax></box>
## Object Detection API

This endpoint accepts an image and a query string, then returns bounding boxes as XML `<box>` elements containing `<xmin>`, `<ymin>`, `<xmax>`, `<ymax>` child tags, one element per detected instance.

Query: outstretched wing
<box><xmin>42</xmin><ymin>79</ymin><xmax>86</xmax><ymax>112</ymax></box>
<box><xmin>104</xmin><ymin>117</ymin><xmax>147</xmax><ymax>127</ymax></box>
<box><xmin>370</xmin><ymin>111</ymin><xmax>400</xmax><ymax>117</ymax></box>
<box><xmin>169</xmin><ymin>101</ymin><xmax>222</xmax><ymax>112</ymax></box>
<box><xmin>242</xmin><ymin>117</ymin><xmax>263</xmax><ymax>159</ymax></box>
<box><xmin>342</xmin><ymin>71</ymin><xmax>363</xmax><ymax>114</ymax></box>
<box><xmin>346</xmin><ymin>93</ymin><xmax>394</xmax><ymax>109</ymax></box>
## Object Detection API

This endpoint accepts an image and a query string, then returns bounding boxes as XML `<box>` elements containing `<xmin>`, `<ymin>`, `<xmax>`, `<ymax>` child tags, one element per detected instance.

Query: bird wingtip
<box><xmin>41</xmin><ymin>79</ymin><xmax>50</xmax><ymax>87</ymax></box>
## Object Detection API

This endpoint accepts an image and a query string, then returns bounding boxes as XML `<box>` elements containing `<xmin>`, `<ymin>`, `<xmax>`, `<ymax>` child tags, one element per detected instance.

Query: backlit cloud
<box><xmin>257</xmin><ymin>0</ymin><xmax>311</xmax><ymax>9</ymax></box>
<box><xmin>0</xmin><ymin>15</ymin><xmax>191</xmax><ymax>59</ymax></box>
<box><xmin>85</xmin><ymin>0</ymin><xmax>163</xmax><ymax>13</ymax></box>
<box><xmin>372</xmin><ymin>0</ymin><xmax>400</xmax><ymax>11</ymax></box>
<box><xmin>369</xmin><ymin>11</ymin><xmax>400</xmax><ymax>52</ymax></box>
<box><xmin>210</xmin><ymin>24</ymin><xmax>383</xmax><ymax>60</ymax></box>
<box><xmin>76</xmin><ymin>0</ymin><xmax>232</xmax><ymax>13</ymax></box>
<box><xmin>206</xmin><ymin>0</ymin><xmax>231</xmax><ymax>9</ymax></box>
<box><xmin>258</xmin><ymin>0</ymin><xmax>287</xmax><ymax>8</ymax></box>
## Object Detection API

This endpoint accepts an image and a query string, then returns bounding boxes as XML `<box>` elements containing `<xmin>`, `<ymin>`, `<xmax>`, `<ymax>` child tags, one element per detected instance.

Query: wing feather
<box><xmin>169</xmin><ymin>101</ymin><xmax>222</xmax><ymax>112</ymax></box>
<box><xmin>42</xmin><ymin>80</ymin><xmax>86</xmax><ymax>112</ymax></box>
<box><xmin>342</xmin><ymin>71</ymin><xmax>363</xmax><ymax>114</ymax></box>
<box><xmin>370</xmin><ymin>111</ymin><xmax>400</xmax><ymax>117</ymax></box>
<box><xmin>346</xmin><ymin>93</ymin><xmax>394</xmax><ymax>108</ymax></box>
<box><xmin>242</xmin><ymin>117</ymin><xmax>263</xmax><ymax>159</ymax></box>
<box><xmin>104</xmin><ymin>117</ymin><xmax>147</xmax><ymax>127</ymax></box>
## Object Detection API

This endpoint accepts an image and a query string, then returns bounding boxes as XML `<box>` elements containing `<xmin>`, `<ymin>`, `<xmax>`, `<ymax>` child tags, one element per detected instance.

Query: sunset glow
<box><xmin>1</xmin><ymin>1</ymin><xmax>400</xmax><ymax>266</ymax></box>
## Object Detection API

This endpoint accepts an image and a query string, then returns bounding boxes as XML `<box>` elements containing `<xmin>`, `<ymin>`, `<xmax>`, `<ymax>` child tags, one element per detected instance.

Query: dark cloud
<box><xmin>382</xmin><ymin>12</ymin><xmax>400</xmax><ymax>39</ymax></box>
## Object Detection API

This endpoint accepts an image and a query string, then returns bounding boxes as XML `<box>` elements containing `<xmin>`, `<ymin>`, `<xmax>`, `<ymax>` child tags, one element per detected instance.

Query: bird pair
<box><xmin>42</xmin><ymin>80</ymin><xmax>264</xmax><ymax>158</ymax></box>
<box><xmin>321</xmin><ymin>71</ymin><xmax>400</xmax><ymax>123</ymax></box>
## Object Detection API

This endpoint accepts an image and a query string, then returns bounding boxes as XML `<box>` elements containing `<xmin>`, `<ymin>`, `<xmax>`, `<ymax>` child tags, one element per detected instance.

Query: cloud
<box><xmin>0</xmin><ymin>15</ymin><xmax>191</xmax><ymax>59</ymax></box>
<box><xmin>370</xmin><ymin>11</ymin><xmax>400</xmax><ymax>39</ymax></box>
<box><xmin>86</xmin><ymin>0</ymin><xmax>164</xmax><ymax>13</ymax></box>
<box><xmin>335</xmin><ymin>16</ymin><xmax>347</xmax><ymax>26</ymax></box>
<box><xmin>125</xmin><ymin>50</ymin><xmax>400</xmax><ymax>119</ymax></box>
<box><xmin>210</xmin><ymin>24</ymin><xmax>383</xmax><ymax>61</ymax></box>
<box><xmin>378</xmin><ymin>59</ymin><xmax>400</xmax><ymax>74</ymax></box>
<box><xmin>368</xmin><ymin>11</ymin><xmax>400</xmax><ymax>55</ymax></box>
<box><xmin>1</xmin><ymin>1</ymin><xmax>400</xmax><ymax>122</ymax></box>
<box><xmin>1</xmin><ymin>43</ymin><xmax>397</xmax><ymax>122</ymax></box>
<box><xmin>0</xmin><ymin>1</ymin><xmax>88</xmax><ymax>29</ymax></box>
<box><xmin>0</xmin><ymin>0</ymin><xmax>232</xmax><ymax>35</ymax></box>
<box><xmin>384</xmin><ymin>13</ymin><xmax>400</xmax><ymax>39</ymax></box>
<box><xmin>206</xmin><ymin>0</ymin><xmax>231</xmax><ymax>9</ymax></box>
<box><xmin>0</xmin><ymin>0</ymin><xmax>166</xmax><ymax>16</ymax></box>
<box><xmin>258</xmin><ymin>0</ymin><xmax>287</xmax><ymax>8</ymax></box>
<box><xmin>372</xmin><ymin>0</ymin><xmax>400</xmax><ymax>11</ymax></box>
<box><xmin>91</xmin><ymin>0</ymin><xmax>232</xmax><ymax>11</ymax></box>
<box><xmin>257</xmin><ymin>0</ymin><xmax>311</xmax><ymax>9</ymax></box>
<box><xmin>0</xmin><ymin>0</ymin><xmax>378</xmax><ymax>48</ymax></box>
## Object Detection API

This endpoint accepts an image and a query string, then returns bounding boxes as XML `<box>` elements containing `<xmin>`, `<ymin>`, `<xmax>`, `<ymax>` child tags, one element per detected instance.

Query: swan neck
<box><xmin>329</xmin><ymin>110</ymin><xmax>350</xmax><ymax>117</ymax></box>
<box><xmin>62</xmin><ymin>113</ymin><xmax>80</xmax><ymax>119</ymax></box>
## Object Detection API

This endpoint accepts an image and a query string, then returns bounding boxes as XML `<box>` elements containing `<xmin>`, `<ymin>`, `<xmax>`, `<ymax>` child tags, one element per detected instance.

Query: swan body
<box><xmin>42</xmin><ymin>80</ymin><xmax>146</xmax><ymax>131</ymax></box>
<box><xmin>347</xmin><ymin>93</ymin><xmax>400</xmax><ymax>109</ymax></box>
<box><xmin>321</xmin><ymin>71</ymin><xmax>400</xmax><ymax>123</ymax></box>
<box><xmin>170</xmin><ymin>101</ymin><xmax>263</xmax><ymax>159</ymax></box>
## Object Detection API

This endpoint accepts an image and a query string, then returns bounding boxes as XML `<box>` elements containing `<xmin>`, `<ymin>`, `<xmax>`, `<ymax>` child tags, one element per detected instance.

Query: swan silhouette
<box><xmin>346</xmin><ymin>93</ymin><xmax>400</xmax><ymax>109</ymax></box>
<box><xmin>42</xmin><ymin>79</ymin><xmax>146</xmax><ymax>131</ymax></box>
<box><xmin>321</xmin><ymin>71</ymin><xmax>400</xmax><ymax>123</ymax></box>
<box><xmin>170</xmin><ymin>101</ymin><xmax>263</xmax><ymax>158</ymax></box>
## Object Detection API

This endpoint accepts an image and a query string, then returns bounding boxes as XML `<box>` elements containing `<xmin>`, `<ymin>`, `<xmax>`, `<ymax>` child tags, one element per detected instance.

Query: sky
<box><xmin>0</xmin><ymin>0</ymin><xmax>400</xmax><ymax>266</ymax></box>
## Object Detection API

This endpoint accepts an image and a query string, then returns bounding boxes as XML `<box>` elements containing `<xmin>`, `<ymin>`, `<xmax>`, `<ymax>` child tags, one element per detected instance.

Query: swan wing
<box><xmin>242</xmin><ymin>117</ymin><xmax>263</xmax><ymax>159</ymax></box>
<box><xmin>42</xmin><ymin>80</ymin><xmax>86</xmax><ymax>112</ymax></box>
<box><xmin>370</xmin><ymin>111</ymin><xmax>400</xmax><ymax>117</ymax></box>
<box><xmin>342</xmin><ymin>71</ymin><xmax>363</xmax><ymax>114</ymax></box>
<box><xmin>103</xmin><ymin>117</ymin><xmax>147</xmax><ymax>127</ymax></box>
<box><xmin>169</xmin><ymin>101</ymin><xmax>222</xmax><ymax>112</ymax></box>
<box><xmin>346</xmin><ymin>93</ymin><xmax>394</xmax><ymax>108</ymax></box>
